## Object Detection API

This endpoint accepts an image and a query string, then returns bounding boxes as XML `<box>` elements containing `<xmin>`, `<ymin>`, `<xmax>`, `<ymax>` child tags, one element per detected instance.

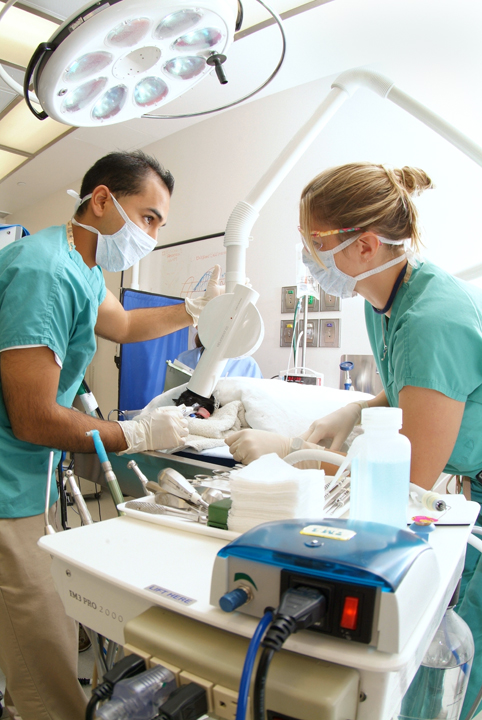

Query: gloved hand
<box><xmin>225</xmin><ymin>429</ymin><xmax>291</xmax><ymax>465</ymax></box>
<box><xmin>300</xmin><ymin>401</ymin><xmax>368</xmax><ymax>451</ymax></box>
<box><xmin>117</xmin><ymin>407</ymin><xmax>189</xmax><ymax>455</ymax></box>
<box><xmin>185</xmin><ymin>264</ymin><xmax>224</xmax><ymax>327</ymax></box>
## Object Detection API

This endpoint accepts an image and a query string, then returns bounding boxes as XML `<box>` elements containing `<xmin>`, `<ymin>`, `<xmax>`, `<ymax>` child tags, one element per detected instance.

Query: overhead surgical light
<box><xmin>15</xmin><ymin>0</ymin><xmax>285</xmax><ymax>128</ymax></box>
<box><xmin>22</xmin><ymin>0</ymin><xmax>237</xmax><ymax>126</ymax></box>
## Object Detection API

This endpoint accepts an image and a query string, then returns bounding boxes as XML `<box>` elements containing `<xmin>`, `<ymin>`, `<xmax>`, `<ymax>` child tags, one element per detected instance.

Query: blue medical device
<box><xmin>340</xmin><ymin>360</ymin><xmax>354</xmax><ymax>390</ymax></box>
<box><xmin>210</xmin><ymin>518</ymin><xmax>437</xmax><ymax>653</ymax></box>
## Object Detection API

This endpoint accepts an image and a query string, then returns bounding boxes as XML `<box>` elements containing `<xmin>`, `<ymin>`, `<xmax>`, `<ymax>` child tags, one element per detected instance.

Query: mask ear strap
<box><xmin>67</xmin><ymin>189</ymin><xmax>92</xmax><ymax>215</ymax></box>
<box><xmin>378</xmin><ymin>236</ymin><xmax>406</xmax><ymax>246</ymax></box>
<box><xmin>356</xmin><ymin>252</ymin><xmax>408</xmax><ymax>282</ymax></box>
<box><xmin>71</xmin><ymin>218</ymin><xmax>100</xmax><ymax>236</ymax></box>
<box><xmin>326</xmin><ymin>234</ymin><xmax>360</xmax><ymax>256</ymax></box>
<box><xmin>110</xmin><ymin>194</ymin><xmax>130</xmax><ymax>224</ymax></box>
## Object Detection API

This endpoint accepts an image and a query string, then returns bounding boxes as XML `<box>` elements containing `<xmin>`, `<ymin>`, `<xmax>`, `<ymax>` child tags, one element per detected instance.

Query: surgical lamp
<box><xmin>0</xmin><ymin>0</ymin><xmax>286</xmax><ymax>126</ymax></box>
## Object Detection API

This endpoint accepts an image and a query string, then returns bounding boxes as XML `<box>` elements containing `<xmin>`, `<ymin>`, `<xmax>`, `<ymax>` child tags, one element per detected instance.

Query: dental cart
<box><xmin>39</xmin><ymin>495</ymin><xmax>479</xmax><ymax>720</ymax></box>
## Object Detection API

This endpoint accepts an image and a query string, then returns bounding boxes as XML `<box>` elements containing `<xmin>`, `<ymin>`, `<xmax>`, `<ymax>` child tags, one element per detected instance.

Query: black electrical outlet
<box><xmin>280</xmin><ymin>570</ymin><xmax>377</xmax><ymax>644</ymax></box>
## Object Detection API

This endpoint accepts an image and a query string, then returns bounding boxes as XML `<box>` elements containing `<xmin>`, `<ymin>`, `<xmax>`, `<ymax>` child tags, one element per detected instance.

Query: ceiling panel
<box><xmin>0</xmin><ymin>99</ymin><xmax>71</xmax><ymax>153</ymax></box>
<box><xmin>0</xmin><ymin>148</ymin><xmax>27</xmax><ymax>181</ymax></box>
<box><xmin>0</xmin><ymin>3</ymin><xmax>59</xmax><ymax>67</ymax></box>
<box><xmin>17</xmin><ymin>0</ymin><xmax>80</xmax><ymax>21</ymax></box>
<box><xmin>0</xmin><ymin>87</ymin><xmax>17</xmax><ymax>114</ymax></box>
<box><xmin>18</xmin><ymin>0</ymin><xmax>329</xmax><ymax>28</ymax></box>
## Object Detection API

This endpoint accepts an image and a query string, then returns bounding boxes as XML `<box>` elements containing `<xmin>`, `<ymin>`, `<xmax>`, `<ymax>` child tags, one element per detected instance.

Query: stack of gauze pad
<box><xmin>227</xmin><ymin>453</ymin><xmax>325</xmax><ymax>534</ymax></box>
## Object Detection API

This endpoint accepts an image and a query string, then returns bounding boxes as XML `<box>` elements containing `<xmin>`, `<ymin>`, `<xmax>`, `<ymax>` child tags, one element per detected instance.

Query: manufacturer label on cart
<box><xmin>300</xmin><ymin>525</ymin><xmax>356</xmax><ymax>541</ymax></box>
<box><xmin>145</xmin><ymin>585</ymin><xmax>197</xmax><ymax>606</ymax></box>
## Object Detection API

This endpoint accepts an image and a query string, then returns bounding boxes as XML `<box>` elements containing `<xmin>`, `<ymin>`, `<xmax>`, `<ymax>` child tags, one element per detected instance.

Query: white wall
<box><xmin>133</xmin><ymin>68</ymin><xmax>482</xmax><ymax>388</ymax></box>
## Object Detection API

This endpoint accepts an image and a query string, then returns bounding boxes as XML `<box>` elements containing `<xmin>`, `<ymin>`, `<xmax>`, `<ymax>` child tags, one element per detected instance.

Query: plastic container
<box><xmin>95</xmin><ymin>665</ymin><xmax>176</xmax><ymax>720</ymax></box>
<box><xmin>349</xmin><ymin>407</ymin><xmax>411</xmax><ymax>529</ymax></box>
<box><xmin>398</xmin><ymin>581</ymin><xmax>474</xmax><ymax>720</ymax></box>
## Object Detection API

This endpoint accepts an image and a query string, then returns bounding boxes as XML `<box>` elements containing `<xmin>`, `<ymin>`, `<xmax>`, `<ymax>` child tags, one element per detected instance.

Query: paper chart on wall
<box><xmin>157</xmin><ymin>236</ymin><xmax>226</xmax><ymax>300</ymax></box>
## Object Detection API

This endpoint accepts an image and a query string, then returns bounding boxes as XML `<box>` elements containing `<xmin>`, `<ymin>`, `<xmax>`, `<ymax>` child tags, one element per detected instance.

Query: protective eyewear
<box><xmin>298</xmin><ymin>226</ymin><xmax>362</xmax><ymax>253</ymax></box>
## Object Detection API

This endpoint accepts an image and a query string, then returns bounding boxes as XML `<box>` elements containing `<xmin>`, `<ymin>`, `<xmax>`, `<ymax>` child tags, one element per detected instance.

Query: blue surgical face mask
<box><xmin>69</xmin><ymin>190</ymin><xmax>157</xmax><ymax>272</ymax></box>
<box><xmin>302</xmin><ymin>234</ymin><xmax>408</xmax><ymax>299</ymax></box>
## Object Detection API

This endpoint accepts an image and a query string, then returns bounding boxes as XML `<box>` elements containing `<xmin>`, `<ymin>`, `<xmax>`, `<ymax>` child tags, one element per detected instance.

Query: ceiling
<box><xmin>1</xmin><ymin>0</ymin><xmax>482</xmax><ymax>217</ymax></box>
<box><xmin>0</xmin><ymin>0</ymin><xmax>336</xmax><ymax>215</ymax></box>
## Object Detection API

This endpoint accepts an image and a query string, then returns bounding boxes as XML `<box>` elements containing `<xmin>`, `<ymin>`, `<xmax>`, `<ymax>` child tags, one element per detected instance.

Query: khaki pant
<box><xmin>0</xmin><ymin>508</ymin><xmax>88</xmax><ymax>720</ymax></box>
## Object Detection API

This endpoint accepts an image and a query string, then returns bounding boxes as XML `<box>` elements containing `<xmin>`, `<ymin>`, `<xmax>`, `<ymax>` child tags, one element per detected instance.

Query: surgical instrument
<box><xmin>124</xmin><ymin>500</ymin><xmax>207</xmax><ymax>523</ymax></box>
<box><xmin>65</xmin><ymin>469</ymin><xmax>93</xmax><ymax>526</ymax></box>
<box><xmin>158</xmin><ymin>468</ymin><xmax>209</xmax><ymax>509</ymax></box>
<box><xmin>86</xmin><ymin>430</ymin><xmax>125</xmax><ymax>515</ymax></box>
<box><xmin>127</xmin><ymin>459</ymin><xmax>152</xmax><ymax>496</ymax></box>
<box><xmin>44</xmin><ymin>450</ymin><xmax>56</xmax><ymax>535</ymax></box>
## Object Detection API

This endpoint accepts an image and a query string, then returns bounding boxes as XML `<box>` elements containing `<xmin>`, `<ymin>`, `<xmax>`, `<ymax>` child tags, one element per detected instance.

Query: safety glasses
<box><xmin>298</xmin><ymin>225</ymin><xmax>362</xmax><ymax>253</ymax></box>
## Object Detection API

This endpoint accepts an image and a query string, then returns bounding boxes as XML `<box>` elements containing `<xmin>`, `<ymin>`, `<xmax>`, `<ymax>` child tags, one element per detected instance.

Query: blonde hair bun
<box><xmin>391</xmin><ymin>166</ymin><xmax>434</xmax><ymax>196</ymax></box>
<box><xmin>300</xmin><ymin>161</ymin><xmax>435</xmax><ymax>252</ymax></box>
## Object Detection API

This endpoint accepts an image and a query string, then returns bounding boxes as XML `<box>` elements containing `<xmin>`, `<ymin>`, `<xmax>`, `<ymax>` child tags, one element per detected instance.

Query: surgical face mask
<box><xmin>302</xmin><ymin>234</ymin><xmax>408</xmax><ymax>299</ymax></box>
<box><xmin>69</xmin><ymin>190</ymin><xmax>157</xmax><ymax>272</ymax></box>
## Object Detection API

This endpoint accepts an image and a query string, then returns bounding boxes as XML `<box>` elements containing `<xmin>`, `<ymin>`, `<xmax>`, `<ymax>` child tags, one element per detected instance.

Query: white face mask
<box><xmin>302</xmin><ymin>234</ymin><xmax>408</xmax><ymax>299</ymax></box>
<box><xmin>68</xmin><ymin>190</ymin><xmax>157</xmax><ymax>272</ymax></box>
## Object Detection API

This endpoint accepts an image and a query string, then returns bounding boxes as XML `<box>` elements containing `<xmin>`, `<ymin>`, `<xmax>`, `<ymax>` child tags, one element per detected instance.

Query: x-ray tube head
<box><xmin>187</xmin><ymin>283</ymin><xmax>264</xmax><ymax>399</ymax></box>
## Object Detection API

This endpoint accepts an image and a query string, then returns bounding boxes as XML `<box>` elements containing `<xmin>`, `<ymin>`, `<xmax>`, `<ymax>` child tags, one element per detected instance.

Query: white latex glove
<box><xmin>117</xmin><ymin>407</ymin><xmax>188</xmax><ymax>455</ymax></box>
<box><xmin>300</xmin><ymin>401</ymin><xmax>368</xmax><ymax>451</ymax></box>
<box><xmin>225</xmin><ymin>429</ymin><xmax>291</xmax><ymax>465</ymax></box>
<box><xmin>184</xmin><ymin>264</ymin><xmax>224</xmax><ymax>327</ymax></box>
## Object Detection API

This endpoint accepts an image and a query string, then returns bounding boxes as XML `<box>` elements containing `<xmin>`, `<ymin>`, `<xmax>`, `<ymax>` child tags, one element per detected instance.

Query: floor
<box><xmin>1</xmin><ymin>480</ymin><xmax>481</xmax><ymax>719</ymax></box>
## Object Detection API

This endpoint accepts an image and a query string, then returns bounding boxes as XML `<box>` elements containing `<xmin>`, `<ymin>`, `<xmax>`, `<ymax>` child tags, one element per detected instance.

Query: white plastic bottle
<box><xmin>349</xmin><ymin>407</ymin><xmax>411</xmax><ymax>529</ymax></box>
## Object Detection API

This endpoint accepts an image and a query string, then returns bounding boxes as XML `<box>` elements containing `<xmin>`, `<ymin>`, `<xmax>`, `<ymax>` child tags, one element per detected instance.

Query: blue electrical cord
<box><xmin>236</xmin><ymin>610</ymin><xmax>273</xmax><ymax>720</ymax></box>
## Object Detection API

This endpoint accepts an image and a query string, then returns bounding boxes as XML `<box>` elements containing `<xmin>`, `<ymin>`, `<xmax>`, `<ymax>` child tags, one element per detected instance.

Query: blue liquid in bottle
<box><xmin>349</xmin><ymin>408</ymin><xmax>411</xmax><ymax>530</ymax></box>
<box><xmin>351</xmin><ymin>458</ymin><xmax>410</xmax><ymax>529</ymax></box>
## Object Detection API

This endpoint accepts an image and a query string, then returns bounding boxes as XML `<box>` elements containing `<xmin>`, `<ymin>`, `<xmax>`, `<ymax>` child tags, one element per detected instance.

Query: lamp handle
<box><xmin>24</xmin><ymin>42</ymin><xmax>53</xmax><ymax>120</ymax></box>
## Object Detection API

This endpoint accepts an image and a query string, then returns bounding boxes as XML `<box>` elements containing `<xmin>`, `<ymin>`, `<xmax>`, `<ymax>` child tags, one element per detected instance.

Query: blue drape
<box><xmin>119</xmin><ymin>289</ymin><xmax>188</xmax><ymax>411</ymax></box>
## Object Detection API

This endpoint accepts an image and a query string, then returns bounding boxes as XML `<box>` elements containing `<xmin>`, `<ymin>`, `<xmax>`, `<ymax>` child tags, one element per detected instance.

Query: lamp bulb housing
<box><xmin>30</xmin><ymin>0</ymin><xmax>238</xmax><ymax>127</ymax></box>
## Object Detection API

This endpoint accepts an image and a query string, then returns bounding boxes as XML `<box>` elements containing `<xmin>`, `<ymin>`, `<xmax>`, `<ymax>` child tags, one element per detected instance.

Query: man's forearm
<box><xmin>12</xmin><ymin>403</ymin><xmax>128</xmax><ymax>454</ymax></box>
<box><xmin>120</xmin><ymin>303</ymin><xmax>193</xmax><ymax>343</ymax></box>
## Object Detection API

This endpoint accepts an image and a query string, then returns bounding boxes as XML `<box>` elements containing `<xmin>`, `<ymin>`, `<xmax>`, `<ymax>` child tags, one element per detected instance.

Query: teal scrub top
<box><xmin>365</xmin><ymin>260</ymin><xmax>482</xmax><ymax>480</ymax></box>
<box><xmin>0</xmin><ymin>225</ymin><xmax>106</xmax><ymax>518</ymax></box>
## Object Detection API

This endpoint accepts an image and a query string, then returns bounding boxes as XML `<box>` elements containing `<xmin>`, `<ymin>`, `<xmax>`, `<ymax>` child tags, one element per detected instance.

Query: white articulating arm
<box><xmin>190</xmin><ymin>67</ymin><xmax>482</xmax><ymax>399</ymax></box>
<box><xmin>224</xmin><ymin>86</ymin><xmax>349</xmax><ymax>291</ymax></box>
<box><xmin>333</xmin><ymin>68</ymin><xmax>482</xmax><ymax>167</ymax></box>
<box><xmin>224</xmin><ymin>67</ymin><xmax>482</xmax><ymax>291</ymax></box>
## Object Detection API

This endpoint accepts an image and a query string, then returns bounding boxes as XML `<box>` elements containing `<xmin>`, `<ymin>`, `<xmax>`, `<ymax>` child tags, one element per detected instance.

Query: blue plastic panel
<box><xmin>119</xmin><ymin>289</ymin><xmax>188</xmax><ymax>411</ymax></box>
<box><xmin>218</xmin><ymin>518</ymin><xmax>430</xmax><ymax>592</ymax></box>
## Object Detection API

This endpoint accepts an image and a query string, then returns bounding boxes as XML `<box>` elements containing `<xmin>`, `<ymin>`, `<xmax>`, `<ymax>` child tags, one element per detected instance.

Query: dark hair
<box><xmin>77</xmin><ymin>150</ymin><xmax>174</xmax><ymax>216</ymax></box>
<box><xmin>194</xmin><ymin>332</ymin><xmax>204</xmax><ymax>350</ymax></box>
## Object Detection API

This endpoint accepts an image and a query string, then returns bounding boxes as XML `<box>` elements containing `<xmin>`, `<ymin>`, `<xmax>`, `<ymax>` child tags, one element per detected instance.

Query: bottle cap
<box><xmin>361</xmin><ymin>407</ymin><xmax>402</xmax><ymax>429</ymax></box>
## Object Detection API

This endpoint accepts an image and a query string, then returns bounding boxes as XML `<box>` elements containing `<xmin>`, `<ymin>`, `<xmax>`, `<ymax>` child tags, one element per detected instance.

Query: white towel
<box><xmin>228</xmin><ymin>454</ymin><xmax>325</xmax><ymax>533</ymax></box>
<box><xmin>183</xmin><ymin>400</ymin><xmax>248</xmax><ymax>452</ymax></box>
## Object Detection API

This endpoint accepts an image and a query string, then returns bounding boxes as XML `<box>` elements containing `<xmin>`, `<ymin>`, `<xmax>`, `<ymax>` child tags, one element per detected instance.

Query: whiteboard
<box><xmin>156</xmin><ymin>235</ymin><xmax>226</xmax><ymax>300</ymax></box>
